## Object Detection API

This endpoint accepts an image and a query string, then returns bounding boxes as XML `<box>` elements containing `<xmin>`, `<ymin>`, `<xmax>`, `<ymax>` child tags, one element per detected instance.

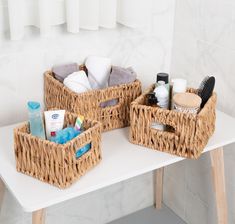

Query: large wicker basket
<box><xmin>14</xmin><ymin>110</ymin><xmax>102</xmax><ymax>189</ymax></box>
<box><xmin>44</xmin><ymin>71</ymin><xmax>142</xmax><ymax>132</ymax></box>
<box><xmin>129</xmin><ymin>84</ymin><xmax>217</xmax><ymax>159</ymax></box>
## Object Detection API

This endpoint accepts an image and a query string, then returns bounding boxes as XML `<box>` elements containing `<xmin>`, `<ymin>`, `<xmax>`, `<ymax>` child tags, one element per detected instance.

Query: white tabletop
<box><xmin>0</xmin><ymin>110</ymin><xmax>235</xmax><ymax>212</ymax></box>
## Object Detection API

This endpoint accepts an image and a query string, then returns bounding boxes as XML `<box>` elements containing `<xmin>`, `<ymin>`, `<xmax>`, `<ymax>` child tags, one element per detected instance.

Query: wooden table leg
<box><xmin>154</xmin><ymin>167</ymin><xmax>164</xmax><ymax>209</ymax></box>
<box><xmin>0</xmin><ymin>178</ymin><xmax>5</xmax><ymax>212</ymax></box>
<box><xmin>32</xmin><ymin>209</ymin><xmax>45</xmax><ymax>224</ymax></box>
<box><xmin>210</xmin><ymin>147</ymin><xmax>228</xmax><ymax>224</ymax></box>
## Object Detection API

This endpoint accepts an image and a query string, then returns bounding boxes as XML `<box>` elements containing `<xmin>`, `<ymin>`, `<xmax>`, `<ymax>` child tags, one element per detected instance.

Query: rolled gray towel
<box><xmin>52</xmin><ymin>63</ymin><xmax>79</xmax><ymax>82</ymax></box>
<box><xmin>108</xmin><ymin>66</ymin><xmax>137</xmax><ymax>86</ymax></box>
<box><xmin>100</xmin><ymin>66</ymin><xmax>137</xmax><ymax>108</ymax></box>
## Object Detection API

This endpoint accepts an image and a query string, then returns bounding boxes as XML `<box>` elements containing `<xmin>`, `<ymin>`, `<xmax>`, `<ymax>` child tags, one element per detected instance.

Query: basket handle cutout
<box><xmin>150</xmin><ymin>123</ymin><xmax>175</xmax><ymax>134</ymax></box>
<box><xmin>99</xmin><ymin>98</ymin><xmax>119</xmax><ymax>108</ymax></box>
<box><xmin>75</xmin><ymin>142</ymin><xmax>92</xmax><ymax>159</ymax></box>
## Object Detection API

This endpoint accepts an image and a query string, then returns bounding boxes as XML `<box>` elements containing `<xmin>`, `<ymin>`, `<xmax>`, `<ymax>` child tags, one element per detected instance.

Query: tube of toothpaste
<box><xmin>44</xmin><ymin>110</ymin><xmax>65</xmax><ymax>140</ymax></box>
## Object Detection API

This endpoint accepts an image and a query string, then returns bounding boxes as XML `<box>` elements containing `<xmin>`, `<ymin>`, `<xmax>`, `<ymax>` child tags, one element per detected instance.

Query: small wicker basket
<box><xmin>44</xmin><ymin>71</ymin><xmax>142</xmax><ymax>132</ymax></box>
<box><xmin>129</xmin><ymin>84</ymin><xmax>217</xmax><ymax>159</ymax></box>
<box><xmin>14</xmin><ymin>110</ymin><xmax>102</xmax><ymax>189</ymax></box>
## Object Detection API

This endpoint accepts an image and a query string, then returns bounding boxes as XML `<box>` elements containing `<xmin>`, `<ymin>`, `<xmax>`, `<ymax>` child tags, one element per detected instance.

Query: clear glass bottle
<box><xmin>27</xmin><ymin>101</ymin><xmax>45</xmax><ymax>139</ymax></box>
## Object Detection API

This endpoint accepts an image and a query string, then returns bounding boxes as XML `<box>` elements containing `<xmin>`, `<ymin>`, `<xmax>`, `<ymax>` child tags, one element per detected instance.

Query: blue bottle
<box><xmin>27</xmin><ymin>101</ymin><xmax>45</xmax><ymax>139</ymax></box>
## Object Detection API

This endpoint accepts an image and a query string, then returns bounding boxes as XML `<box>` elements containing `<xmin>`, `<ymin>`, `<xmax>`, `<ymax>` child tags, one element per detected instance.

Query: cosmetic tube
<box><xmin>44</xmin><ymin>110</ymin><xmax>65</xmax><ymax>140</ymax></box>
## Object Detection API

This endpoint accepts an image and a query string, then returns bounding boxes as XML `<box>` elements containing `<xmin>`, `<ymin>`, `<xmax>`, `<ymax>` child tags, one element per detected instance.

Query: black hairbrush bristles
<box><xmin>198</xmin><ymin>76</ymin><xmax>215</xmax><ymax>108</ymax></box>
<box><xmin>198</xmin><ymin>76</ymin><xmax>210</xmax><ymax>96</ymax></box>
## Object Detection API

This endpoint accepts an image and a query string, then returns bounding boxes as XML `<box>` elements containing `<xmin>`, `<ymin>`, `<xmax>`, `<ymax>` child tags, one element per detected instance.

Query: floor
<box><xmin>0</xmin><ymin>187</ymin><xmax>186</xmax><ymax>224</ymax></box>
<box><xmin>109</xmin><ymin>205</ymin><xmax>186</xmax><ymax>224</ymax></box>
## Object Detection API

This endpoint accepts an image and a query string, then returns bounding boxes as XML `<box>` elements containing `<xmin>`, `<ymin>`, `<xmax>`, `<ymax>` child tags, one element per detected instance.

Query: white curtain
<box><xmin>7</xmin><ymin>0</ymin><xmax>153</xmax><ymax>40</ymax></box>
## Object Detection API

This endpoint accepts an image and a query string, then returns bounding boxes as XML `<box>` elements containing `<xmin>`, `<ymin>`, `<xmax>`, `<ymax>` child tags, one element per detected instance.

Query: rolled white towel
<box><xmin>85</xmin><ymin>56</ymin><xmax>111</xmax><ymax>89</ymax></box>
<box><xmin>64</xmin><ymin>71</ymin><xmax>92</xmax><ymax>94</ymax></box>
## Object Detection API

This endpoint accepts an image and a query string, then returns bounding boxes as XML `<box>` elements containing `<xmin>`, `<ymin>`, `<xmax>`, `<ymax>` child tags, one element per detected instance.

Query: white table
<box><xmin>0</xmin><ymin>110</ymin><xmax>235</xmax><ymax>224</ymax></box>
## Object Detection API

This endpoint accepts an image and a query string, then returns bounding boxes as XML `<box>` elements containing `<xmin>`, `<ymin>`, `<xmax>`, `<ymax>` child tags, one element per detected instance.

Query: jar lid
<box><xmin>173</xmin><ymin>93</ymin><xmax>202</xmax><ymax>108</ymax></box>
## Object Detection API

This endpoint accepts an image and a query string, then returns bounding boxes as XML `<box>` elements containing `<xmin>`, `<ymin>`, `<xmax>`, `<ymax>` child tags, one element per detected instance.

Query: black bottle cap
<box><xmin>156</xmin><ymin>73</ymin><xmax>169</xmax><ymax>84</ymax></box>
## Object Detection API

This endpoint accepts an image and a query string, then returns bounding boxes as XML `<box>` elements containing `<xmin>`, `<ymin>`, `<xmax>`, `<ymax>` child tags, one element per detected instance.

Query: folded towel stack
<box><xmin>52</xmin><ymin>56</ymin><xmax>137</xmax><ymax>107</ymax></box>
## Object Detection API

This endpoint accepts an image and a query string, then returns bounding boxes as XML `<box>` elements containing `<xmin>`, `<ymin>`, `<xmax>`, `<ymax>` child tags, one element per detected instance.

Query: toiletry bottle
<box><xmin>171</xmin><ymin>78</ymin><xmax>187</xmax><ymax>109</ymax></box>
<box><xmin>147</xmin><ymin>93</ymin><xmax>157</xmax><ymax>106</ymax></box>
<box><xmin>147</xmin><ymin>93</ymin><xmax>165</xmax><ymax>131</ymax></box>
<box><xmin>155</xmin><ymin>73</ymin><xmax>170</xmax><ymax>91</ymax></box>
<box><xmin>27</xmin><ymin>101</ymin><xmax>45</xmax><ymax>139</ymax></box>
<box><xmin>154</xmin><ymin>81</ymin><xmax>169</xmax><ymax>109</ymax></box>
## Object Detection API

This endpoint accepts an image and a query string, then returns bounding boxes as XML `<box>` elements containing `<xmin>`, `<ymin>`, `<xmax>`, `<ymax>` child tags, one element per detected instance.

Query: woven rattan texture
<box><xmin>44</xmin><ymin>71</ymin><xmax>142</xmax><ymax>132</ymax></box>
<box><xmin>129</xmin><ymin>85</ymin><xmax>217</xmax><ymax>159</ymax></box>
<box><xmin>14</xmin><ymin>111</ymin><xmax>102</xmax><ymax>189</ymax></box>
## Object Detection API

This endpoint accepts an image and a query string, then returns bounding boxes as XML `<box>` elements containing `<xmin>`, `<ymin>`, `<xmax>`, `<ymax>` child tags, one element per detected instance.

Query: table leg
<box><xmin>154</xmin><ymin>167</ymin><xmax>164</xmax><ymax>209</ymax></box>
<box><xmin>32</xmin><ymin>209</ymin><xmax>45</xmax><ymax>224</ymax></box>
<box><xmin>210</xmin><ymin>147</ymin><xmax>228</xmax><ymax>224</ymax></box>
<box><xmin>0</xmin><ymin>178</ymin><xmax>5</xmax><ymax>212</ymax></box>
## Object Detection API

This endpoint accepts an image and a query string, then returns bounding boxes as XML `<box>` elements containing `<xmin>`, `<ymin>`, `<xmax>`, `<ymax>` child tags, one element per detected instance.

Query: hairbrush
<box><xmin>198</xmin><ymin>76</ymin><xmax>215</xmax><ymax>108</ymax></box>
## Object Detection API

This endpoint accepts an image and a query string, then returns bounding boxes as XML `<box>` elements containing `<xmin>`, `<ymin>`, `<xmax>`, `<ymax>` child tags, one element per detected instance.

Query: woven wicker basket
<box><xmin>44</xmin><ymin>71</ymin><xmax>142</xmax><ymax>132</ymax></box>
<box><xmin>129</xmin><ymin>84</ymin><xmax>217</xmax><ymax>159</ymax></box>
<box><xmin>14</xmin><ymin>111</ymin><xmax>102</xmax><ymax>189</ymax></box>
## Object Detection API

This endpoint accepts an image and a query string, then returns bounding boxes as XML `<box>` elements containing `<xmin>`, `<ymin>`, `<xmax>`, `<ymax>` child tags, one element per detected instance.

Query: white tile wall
<box><xmin>0</xmin><ymin>1</ymin><xmax>176</xmax><ymax>223</ymax></box>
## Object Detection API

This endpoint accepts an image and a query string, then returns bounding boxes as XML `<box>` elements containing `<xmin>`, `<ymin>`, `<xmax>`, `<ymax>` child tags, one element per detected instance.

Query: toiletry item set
<box><xmin>45</xmin><ymin>58</ymin><xmax>142</xmax><ymax>132</ymax></box>
<box><xmin>14</xmin><ymin>109</ymin><xmax>102</xmax><ymax>189</ymax></box>
<box><xmin>147</xmin><ymin>73</ymin><xmax>215</xmax><ymax>116</ymax></box>
<box><xmin>130</xmin><ymin>74</ymin><xmax>217</xmax><ymax>159</ymax></box>
<box><xmin>27</xmin><ymin>102</ymin><xmax>90</xmax><ymax>159</ymax></box>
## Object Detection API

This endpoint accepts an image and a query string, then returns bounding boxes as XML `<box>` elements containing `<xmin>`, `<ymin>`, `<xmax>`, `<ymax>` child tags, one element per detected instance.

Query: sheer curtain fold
<box><xmin>117</xmin><ymin>0</ymin><xmax>152</xmax><ymax>28</ymax></box>
<box><xmin>79</xmin><ymin>0</ymin><xmax>99</xmax><ymax>30</ymax></box>
<box><xmin>8</xmin><ymin>0</ymin><xmax>25</xmax><ymax>40</ymax></box>
<box><xmin>7</xmin><ymin>0</ymin><xmax>153</xmax><ymax>40</ymax></box>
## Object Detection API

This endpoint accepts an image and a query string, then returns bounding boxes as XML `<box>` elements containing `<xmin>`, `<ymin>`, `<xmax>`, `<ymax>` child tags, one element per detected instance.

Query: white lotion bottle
<box><xmin>154</xmin><ymin>81</ymin><xmax>169</xmax><ymax>109</ymax></box>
